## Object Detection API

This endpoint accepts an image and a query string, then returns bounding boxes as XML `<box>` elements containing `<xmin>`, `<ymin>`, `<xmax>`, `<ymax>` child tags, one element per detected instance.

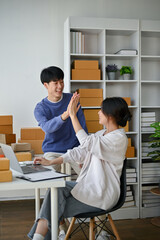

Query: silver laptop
<box><xmin>0</xmin><ymin>143</ymin><xmax>68</xmax><ymax>182</ymax></box>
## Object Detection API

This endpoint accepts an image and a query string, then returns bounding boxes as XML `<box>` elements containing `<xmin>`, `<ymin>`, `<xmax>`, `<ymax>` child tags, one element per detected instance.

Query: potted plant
<box><xmin>120</xmin><ymin>66</ymin><xmax>133</xmax><ymax>80</ymax></box>
<box><xmin>106</xmin><ymin>64</ymin><xmax>118</xmax><ymax>80</ymax></box>
<box><xmin>147</xmin><ymin>122</ymin><xmax>160</xmax><ymax>188</ymax></box>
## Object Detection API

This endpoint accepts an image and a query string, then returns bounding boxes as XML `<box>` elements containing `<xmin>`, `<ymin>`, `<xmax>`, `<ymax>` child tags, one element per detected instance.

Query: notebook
<box><xmin>0</xmin><ymin>143</ymin><xmax>69</xmax><ymax>182</ymax></box>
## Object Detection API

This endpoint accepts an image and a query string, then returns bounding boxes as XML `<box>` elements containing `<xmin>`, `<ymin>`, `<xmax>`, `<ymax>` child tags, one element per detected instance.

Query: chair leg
<box><xmin>65</xmin><ymin>217</ymin><xmax>76</xmax><ymax>240</ymax></box>
<box><xmin>108</xmin><ymin>214</ymin><xmax>121</xmax><ymax>240</ymax></box>
<box><xmin>89</xmin><ymin>217</ymin><xmax>95</xmax><ymax>240</ymax></box>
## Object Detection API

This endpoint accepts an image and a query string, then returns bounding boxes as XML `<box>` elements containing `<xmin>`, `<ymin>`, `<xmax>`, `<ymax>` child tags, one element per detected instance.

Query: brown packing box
<box><xmin>126</xmin><ymin>146</ymin><xmax>135</xmax><ymax>158</ymax></box>
<box><xmin>0</xmin><ymin>170</ymin><xmax>12</xmax><ymax>182</ymax></box>
<box><xmin>21</xmin><ymin>127</ymin><xmax>45</xmax><ymax>140</ymax></box>
<box><xmin>11</xmin><ymin>143</ymin><xmax>31</xmax><ymax>152</ymax></box>
<box><xmin>0</xmin><ymin>125</ymin><xmax>13</xmax><ymax>134</ymax></box>
<box><xmin>123</xmin><ymin>97</ymin><xmax>131</xmax><ymax>106</ymax></box>
<box><xmin>15</xmin><ymin>152</ymin><xmax>32</xmax><ymax>162</ymax></box>
<box><xmin>73</xmin><ymin>60</ymin><xmax>99</xmax><ymax>69</ymax></box>
<box><xmin>0</xmin><ymin>158</ymin><xmax>10</xmax><ymax>171</ymax></box>
<box><xmin>0</xmin><ymin>115</ymin><xmax>13</xmax><ymax>125</ymax></box>
<box><xmin>86</xmin><ymin>121</ymin><xmax>103</xmax><ymax>133</ymax></box>
<box><xmin>77</xmin><ymin>89</ymin><xmax>103</xmax><ymax>98</ymax></box>
<box><xmin>18</xmin><ymin>139</ymin><xmax>43</xmax><ymax>154</ymax></box>
<box><xmin>72</xmin><ymin>69</ymin><xmax>101</xmax><ymax>80</ymax></box>
<box><xmin>0</xmin><ymin>134</ymin><xmax>16</xmax><ymax>144</ymax></box>
<box><xmin>80</xmin><ymin>98</ymin><xmax>103</xmax><ymax>107</ymax></box>
<box><xmin>128</xmin><ymin>138</ymin><xmax>131</xmax><ymax>147</ymax></box>
<box><xmin>83</xmin><ymin>109</ymin><xmax>99</xmax><ymax>121</ymax></box>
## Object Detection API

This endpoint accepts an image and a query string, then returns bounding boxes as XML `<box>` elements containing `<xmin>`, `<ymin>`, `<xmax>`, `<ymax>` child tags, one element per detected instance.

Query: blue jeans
<box><xmin>28</xmin><ymin>181</ymin><xmax>102</xmax><ymax>240</ymax></box>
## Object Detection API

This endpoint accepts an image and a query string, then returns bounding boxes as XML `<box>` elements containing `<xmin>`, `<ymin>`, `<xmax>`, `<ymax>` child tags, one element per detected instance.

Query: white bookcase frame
<box><xmin>64</xmin><ymin>16</ymin><xmax>140</xmax><ymax>220</ymax></box>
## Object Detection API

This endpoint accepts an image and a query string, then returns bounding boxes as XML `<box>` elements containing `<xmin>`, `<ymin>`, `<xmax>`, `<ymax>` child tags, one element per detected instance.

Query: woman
<box><xmin>28</xmin><ymin>94</ymin><xmax>131</xmax><ymax>240</ymax></box>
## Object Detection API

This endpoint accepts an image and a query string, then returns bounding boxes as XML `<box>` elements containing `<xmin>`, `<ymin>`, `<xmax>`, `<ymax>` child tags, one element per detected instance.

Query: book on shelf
<box><xmin>143</xmin><ymin>202</ymin><xmax>160</xmax><ymax>208</ymax></box>
<box><xmin>126</xmin><ymin>190</ymin><xmax>133</xmax><ymax>196</ymax></box>
<box><xmin>70</xmin><ymin>31</ymin><xmax>84</xmax><ymax>54</ymax></box>
<box><xmin>122</xmin><ymin>200</ymin><xmax>135</xmax><ymax>208</ymax></box>
<box><xmin>126</xmin><ymin>173</ymin><xmax>137</xmax><ymax>178</ymax></box>
<box><xmin>142</xmin><ymin>177</ymin><xmax>160</xmax><ymax>183</ymax></box>
<box><xmin>142</xmin><ymin>192</ymin><xmax>160</xmax><ymax>200</ymax></box>
<box><xmin>141</xmin><ymin>122</ymin><xmax>154</xmax><ymax>127</ymax></box>
<box><xmin>141</xmin><ymin>117</ymin><xmax>156</xmax><ymax>122</ymax></box>
<box><xmin>114</xmin><ymin>49</ymin><xmax>138</xmax><ymax>55</ymax></box>
<box><xmin>126</xmin><ymin>178</ymin><xmax>136</xmax><ymax>183</ymax></box>
<box><xmin>142</xmin><ymin>168</ymin><xmax>160</xmax><ymax>175</ymax></box>
<box><xmin>142</xmin><ymin>162</ymin><xmax>160</xmax><ymax>168</ymax></box>
<box><xmin>142</xmin><ymin>142</ymin><xmax>152</xmax><ymax>147</ymax></box>
<box><xmin>143</xmin><ymin>198</ymin><xmax>160</xmax><ymax>204</ymax></box>
<box><xmin>141</xmin><ymin>112</ymin><xmax>156</xmax><ymax>117</ymax></box>
<box><xmin>70</xmin><ymin>32</ymin><xmax>76</xmax><ymax>53</ymax></box>
<box><xmin>142</xmin><ymin>147</ymin><xmax>159</xmax><ymax>153</ymax></box>
<box><xmin>141</xmin><ymin>127</ymin><xmax>155</xmax><ymax>132</ymax></box>
<box><xmin>126</xmin><ymin>168</ymin><xmax>136</xmax><ymax>173</ymax></box>
<box><xmin>126</xmin><ymin>185</ymin><xmax>131</xmax><ymax>191</ymax></box>
<box><xmin>142</xmin><ymin>185</ymin><xmax>159</xmax><ymax>191</ymax></box>
<box><xmin>125</xmin><ymin>195</ymin><xmax>134</xmax><ymax>202</ymax></box>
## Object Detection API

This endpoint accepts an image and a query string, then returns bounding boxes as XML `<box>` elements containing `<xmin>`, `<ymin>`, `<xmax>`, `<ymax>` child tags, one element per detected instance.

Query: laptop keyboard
<box><xmin>21</xmin><ymin>165</ymin><xmax>51</xmax><ymax>174</ymax></box>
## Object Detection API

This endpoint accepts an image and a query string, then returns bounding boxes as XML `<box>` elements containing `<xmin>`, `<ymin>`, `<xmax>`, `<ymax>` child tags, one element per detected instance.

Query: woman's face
<box><xmin>98</xmin><ymin>109</ymin><xmax>108</xmax><ymax>125</ymax></box>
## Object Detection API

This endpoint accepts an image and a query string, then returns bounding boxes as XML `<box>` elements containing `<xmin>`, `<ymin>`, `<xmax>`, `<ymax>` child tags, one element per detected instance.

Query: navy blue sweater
<box><xmin>34</xmin><ymin>93</ymin><xmax>87</xmax><ymax>153</ymax></box>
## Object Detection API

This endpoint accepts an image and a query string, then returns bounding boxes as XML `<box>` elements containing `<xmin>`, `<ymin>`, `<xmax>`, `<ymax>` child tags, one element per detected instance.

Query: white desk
<box><xmin>0</xmin><ymin>176</ymin><xmax>65</xmax><ymax>240</ymax></box>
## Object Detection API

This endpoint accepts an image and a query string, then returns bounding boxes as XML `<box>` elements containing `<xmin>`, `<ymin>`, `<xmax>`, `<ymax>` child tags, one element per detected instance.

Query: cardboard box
<box><xmin>11</xmin><ymin>143</ymin><xmax>31</xmax><ymax>152</ymax></box>
<box><xmin>128</xmin><ymin>138</ymin><xmax>131</xmax><ymax>147</ymax></box>
<box><xmin>80</xmin><ymin>97</ymin><xmax>103</xmax><ymax>107</ymax></box>
<box><xmin>21</xmin><ymin>127</ymin><xmax>45</xmax><ymax>140</ymax></box>
<box><xmin>73</xmin><ymin>60</ymin><xmax>99</xmax><ymax>69</ymax></box>
<box><xmin>86</xmin><ymin>121</ymin><xmax>103</xmax><ymax>133</ymax></box>
<box><xmin>0</xmin><ymin>134</ymin><xmax>16</xmax><ymax>144</ymax></box>
<box><xmin>0</xmin><ymin>158</ymin><xmax>10</xmax><ymax>170</ymax></box>
<box><xmin>0</xmin><ymin>115</ymin><xmax>13</xmax><ymax>125</ymax></box>
<box><xmin>77</xmin><ymin>89</ymin><xmax>103</xmax><ymax>98</ymax></box>
<box><xmin>83</xmin><ymin>109</ymin><xmax>99</xmax><ymax>121</ymax></box>
<box><xmin>0</xmin><ymin>125</ymin><xmax>13</xmax><ymax>134</ymax></box>
<box><xmin>18</xmin><ymin>139</ymin><xmax>43</xmax><ymax>154</ymax></box>
<box><xmin>0</xmin><ymin>170</ymin><xmax>12</xmax><ymax>182</ymax></box>
<box><xmin>15</xmin><ymin>152</ymin><xmax>32</xmax><ymax>162</ymax></box>
<box><xmin>72</xmin><ymin>69</ymin><xmax>101</xmax><ymax>80</ymax></box>
<box><xmin>123</xmin><ymin>97</ymin><xmax>131</xmax><ymax>106</ymax></box>
<box><xmin>126</xmin><ymin>146</ymin><xmax>135</xmax><ymax>158</ymax></box>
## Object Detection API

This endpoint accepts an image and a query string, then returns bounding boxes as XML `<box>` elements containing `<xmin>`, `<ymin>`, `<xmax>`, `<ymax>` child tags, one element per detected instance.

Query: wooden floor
<box><xmin>0</xmin><ymin>199</ymin><xmax>159</xmax><ymax>240</ymax></box>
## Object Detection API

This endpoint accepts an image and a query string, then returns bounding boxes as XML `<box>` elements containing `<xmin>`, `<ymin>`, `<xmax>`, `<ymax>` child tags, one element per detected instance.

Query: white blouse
<box><xmin>62</xmin><ymin>128</ymin><xmax>128</xmax><ymax>210</ymax></box>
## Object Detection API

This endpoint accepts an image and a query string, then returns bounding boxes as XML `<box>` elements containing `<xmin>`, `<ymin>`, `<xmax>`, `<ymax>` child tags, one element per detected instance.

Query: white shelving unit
<box><xmin>64</xmin><ymin>17</ymin><xmax>140</xmax><ymax>219</ymax></box>
<box><xmin>140</xmin><ymin>20</ymin><xmax>160</xmax><ymax>218</ymax></box>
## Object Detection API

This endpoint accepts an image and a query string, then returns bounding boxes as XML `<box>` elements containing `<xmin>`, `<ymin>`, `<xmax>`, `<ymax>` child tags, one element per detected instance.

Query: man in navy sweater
<box><xmin>34</xmin><ymin>66</ymin><xmax>87</xmax><ymax>160</ymax></box>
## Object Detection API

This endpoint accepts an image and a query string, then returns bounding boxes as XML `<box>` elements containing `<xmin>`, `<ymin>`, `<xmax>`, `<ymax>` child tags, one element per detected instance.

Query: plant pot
<box><xmin>123</xmin><ymin>73</ymin><xmax>131</xmax><ymax>80</ymax></box>
<box><xmin>107</xmin><ymin>72</ymin><xmax>116</xmax><ymax>80</ymax></box>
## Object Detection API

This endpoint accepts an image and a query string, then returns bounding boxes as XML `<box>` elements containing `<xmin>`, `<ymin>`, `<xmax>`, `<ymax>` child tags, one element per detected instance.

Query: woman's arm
<box><xmin>34</xmin><ymin>156</ymin><xmax>63</xmax><ymax>166</ymax></box>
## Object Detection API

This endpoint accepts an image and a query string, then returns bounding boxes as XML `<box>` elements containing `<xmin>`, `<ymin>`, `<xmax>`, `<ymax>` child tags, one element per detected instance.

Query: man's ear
<box><xmin>43</xmin><ymin>82</ymin><xmax>48</xmax><ymax>90</ymax></box>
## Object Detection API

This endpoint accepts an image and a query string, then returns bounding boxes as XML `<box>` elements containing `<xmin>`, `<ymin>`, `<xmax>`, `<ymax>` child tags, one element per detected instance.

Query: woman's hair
<box><xmin>101</xmin><ymin>97</ymin><xmax>132</xmax><ymax>127</ymax></box>
<box><xmin>40</xmin><ymin>66</ymin><xmax>64</xmax><ymax>84</ymax></box>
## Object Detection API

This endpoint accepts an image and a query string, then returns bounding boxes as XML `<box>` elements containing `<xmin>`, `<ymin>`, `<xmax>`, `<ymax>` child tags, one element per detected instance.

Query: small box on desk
<box><xmin>15</xmin><ymin>152</ymin><xmax>32</xmax><ymax>162</ymax></box>
<box><xmin>0</xmin><ymin>134</ymin><xmax>16</xmax><ymax>144</ymax></box>
<box><xmin>0</xmin><ymin>158</ymin><xmax>10</xmax><ymax>171</ymax></box>
<box><xmin>0</xmin><ymin>115</ymin><xmax>13</xmax><ymax>125</ymax></box>
<box><xmin>126</xmin><ymin>146</ymin><xmax>135</xmax><ymax>158</ymax></box>
<box><xmin>77</xmin><ymin>89</ymin><xmax>103</xmax><ymax>98</ymax></box>
<box><xmin>0</xmin><ymin>170</ymin><xmax>12</xmax><ymax>182</ymax></box>
<box><xmin>73</xmin><ymin>60</ymin><xmax>99</xmax><ymax>70</ymax></box>
<box><xmin>21</xmin><ymin>127</ymin><xmax>45</xmax><ymax>140</ymax></box>
<box><xmin>80</xmin><ymin>98</ymin><xmax>103</xmax><ymax>107</ymax></box>
<box><xmin>86</xmin><ymin>121</ymin><xmax>103</xmax><ymax>133</ymax></box>
<box><xmin>72</xmin><ymin>69</ymin><xmax>101</xmax><ymax>80</ymax></box>
<box><xmin>18</xmin><ymin>139</ymin><xmax>43</xmax><ymax>154</ymax></box>
<box><xmin>11</xmin><ymin>143</ymin><xmax>31</xmax><ymax>152</ymax></box>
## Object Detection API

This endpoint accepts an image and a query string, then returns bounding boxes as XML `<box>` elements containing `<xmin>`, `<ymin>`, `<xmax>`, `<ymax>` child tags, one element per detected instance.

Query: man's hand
<box><xmin>34</xmin><ymin>157</ymin><xmax>51</xmax><ymax>166</ymax></box>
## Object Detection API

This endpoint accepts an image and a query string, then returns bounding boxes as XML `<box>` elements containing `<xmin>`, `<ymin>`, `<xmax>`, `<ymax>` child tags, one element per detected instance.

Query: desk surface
<box><xmin>0</xmin><ymin>176</ymin><xmax>66</xmax><ymax>191</ymax></box>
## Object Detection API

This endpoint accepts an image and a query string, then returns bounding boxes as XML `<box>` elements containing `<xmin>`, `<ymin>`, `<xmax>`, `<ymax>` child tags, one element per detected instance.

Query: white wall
<box><xmin>0</xmin><ymin>0</ymin><xmax>160</xmax><ymax>139</ymax></box>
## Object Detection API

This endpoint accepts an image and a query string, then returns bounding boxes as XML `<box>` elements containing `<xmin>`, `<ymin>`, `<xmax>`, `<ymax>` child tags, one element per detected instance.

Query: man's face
<box><xmin>44</xmin><ymin>79</ymin><xmax>64</xmax><ymax>101</ymax></box>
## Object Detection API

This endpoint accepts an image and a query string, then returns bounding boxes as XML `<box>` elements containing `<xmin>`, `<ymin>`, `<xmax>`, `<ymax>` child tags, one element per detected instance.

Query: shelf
<box><xmin>70</xmin><ymin>80</ymin><xmax>104</xmax><ymax>83</ymax></box>
<box><xmin>141</xmin><ymin>106</ymin><xmax>160</xmax><ymax>109</ymax></box>
<box><xmin>141</xmin><ymin>81</ymin><xmax>160</xmax><ymax>83</ymax></box>
<box><xmin>105</xmin><ymin>80</ymin><xmax>138</xmax><ymax>83</ymax></box>
<box><xmin>141</xmin><ymin>55</ymin><xmax>160</xmax><ymax>61</ymax></box>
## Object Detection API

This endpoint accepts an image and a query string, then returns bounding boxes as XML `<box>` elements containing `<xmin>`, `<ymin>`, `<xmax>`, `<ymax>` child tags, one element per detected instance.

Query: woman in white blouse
<box><xmin>28</xmin><ymin>94</ymin><xmax>132</xmax><ymax>240</ymax></box>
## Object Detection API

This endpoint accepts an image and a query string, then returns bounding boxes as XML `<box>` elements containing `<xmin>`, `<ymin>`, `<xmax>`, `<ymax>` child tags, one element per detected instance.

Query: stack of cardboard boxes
<box><xmin>0</xmin><ymin>115</ymin><xmax>16</xmax><ymax>145</ymax></box>
<box><xmin>77</xmin><ymin>88</ymin><xmax>103</xmax><ymax>133</ymax></box>
<box><xmin>11</xmin><ymin>143</ymin><xmax>32</xmax><ymax>162</ymax></box>
<box><xmin>18</xmin><ymin>127</ymin><xmax>44</xmax><ymax>154</ymax></box>
<box><xmin>0</xmin><ymin>157</ymin><xmax>12</xmax><ymax>182</ymax></box>
<box><xmin>72</xmin><ymin>60</ymin><xmax>101</xmax><ymax>80</ymax></box>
